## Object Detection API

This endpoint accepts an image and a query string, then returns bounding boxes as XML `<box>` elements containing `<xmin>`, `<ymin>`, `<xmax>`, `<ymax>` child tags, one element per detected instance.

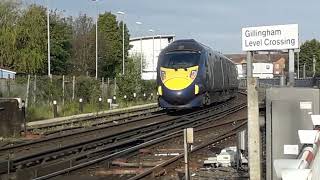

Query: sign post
<box><xmin>242</xmin><ymin>24</ymin><xmax>299</xmax><ymax>180</ymax></box>
<box><xmin>242</xmin><ymin>24</ymin><xmax>299</xmax><ymax>86</ymax></box>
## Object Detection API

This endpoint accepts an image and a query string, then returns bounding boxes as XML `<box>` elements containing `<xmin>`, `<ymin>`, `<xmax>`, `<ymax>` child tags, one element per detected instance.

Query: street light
<box><xmin>149</xmin><ymin>29</ymin><xmax>155</xmax><ymax>77</ymax></box>
<box><xmin>47</xmin><ymin>0</ymin><xmax>51</xmax><ymax>77</ymax></box>
<box><xmin>136</xmin><ymin>21</ymin><xmax>143</xmax><ymax>75</ymax></box>
<box><xmin>117</xmin><ymin>11</ymin><xmax>125</xmax><ymax>75</ymax></box>
<box><xmin>92</xmin><ymin>0</ymin><xmax>99</xmax><ymax>79</ymax></box>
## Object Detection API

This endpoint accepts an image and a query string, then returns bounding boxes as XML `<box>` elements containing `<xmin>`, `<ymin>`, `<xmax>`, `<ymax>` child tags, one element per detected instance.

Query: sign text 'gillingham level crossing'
<box><xmin>242</xmin><ymin>24</ymin><xmax>299</xmax><ymax>51</ymax></box>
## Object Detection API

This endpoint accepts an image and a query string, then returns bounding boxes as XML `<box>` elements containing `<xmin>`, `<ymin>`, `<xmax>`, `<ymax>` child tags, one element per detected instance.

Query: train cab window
<box><xmin>160</xmin><ymin>51</ymin><xmax>200</xmax><ymax>69</ymax></box>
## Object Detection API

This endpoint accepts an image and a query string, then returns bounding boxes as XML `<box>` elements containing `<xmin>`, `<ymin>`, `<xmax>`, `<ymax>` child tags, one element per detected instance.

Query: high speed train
<box><xmin>157</xmin><ymin>39</ymin><xmax>238</xmax><ymax>109</ymax></box>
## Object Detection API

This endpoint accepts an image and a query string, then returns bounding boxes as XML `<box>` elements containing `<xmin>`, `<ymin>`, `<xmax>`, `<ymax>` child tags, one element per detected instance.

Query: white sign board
<box><xmin>242</xmin><ymin>24</ymin><xmax>298</xmax><ymax>51</ymax></box>
<box><xmin>186</xmin><ymin>128</ymin><xmax>194</xmax><ymax>144</ymax></box>
<box><xmin>298</xmin><ymin>130</ymin><xmax>318</xmax><ymax>144</ymax></box>
<box><xmin>300</xmin><ymin>101</ymin><xmax>312</xmax><ymax>110</ymax></box>
<box><xmin>311</xmin><ymin>115</ymin><xmax>320</xmax><ymax>125</ymax></box>
<box><xmin>283</xmin><ymin>145</ymin><xmax>299</xmax><ymax>155</ymax></box>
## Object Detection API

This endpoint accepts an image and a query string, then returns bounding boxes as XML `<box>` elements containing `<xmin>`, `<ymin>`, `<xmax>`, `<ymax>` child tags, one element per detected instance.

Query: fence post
<box><xmin>107</xmin><ymin>77</ymin><xmax>110</xmax><ymax>98</ymax></box>
<box><xmin>53</xmin><ymin>100</ymin><xmax>58</xmax><ymax>118</ymax></box>
<box><xmin>79</xmin><ymin>98</ymin><xmax>83</xmax><ymax>113</ymax></box>
<box><xmin>98</xmin><ymin>97</ymin><xmax>102</xmax><ymax>112</ymax></box>
<box><xmin>33</xmin><ymin>75</ymin><xmax>37</xmax><ymax>103</ymax></box>
<box><xmin>25</xmin><ymin>75</ymin><xmax>31</xmax><ymax>108</ymax></box>
<box><xmin>114</xmin><ymin>77</ymin><xmax>117</xmax><ymax>95</ymax></box>
<box><xmin>72</xmin><ymin>76</ymin><xmax>75</xmax><ymax>101</ymax></box>
<box><xmin>6</xmin><ymin>78</ymin><xmax>10</xmax><ymax>97</ymax></box>
<box><xmin>101</xmin><ymin>77</ymin><xmax>104</xmax><ymax>98</ymax></box>
<box><xmin>62</xmin><ymin>75</ymin><xmax>65</xmax><ymax>105</ymax></box>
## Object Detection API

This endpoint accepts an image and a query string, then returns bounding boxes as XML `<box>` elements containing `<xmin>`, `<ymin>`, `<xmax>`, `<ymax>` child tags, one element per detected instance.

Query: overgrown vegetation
<box><xmin>300</xmin><ymin>39</ymin><xmax>320</xmax><ymax>77</ymax></box>
<box><xmin>0</xmin><ymin>1</ymin><xmax>157</xmax><ymax>122</ymax></box>
<box><xmin>0</xmin><ymin>1</ymin><xmax>130</xmax><ymax>77</ymax></box>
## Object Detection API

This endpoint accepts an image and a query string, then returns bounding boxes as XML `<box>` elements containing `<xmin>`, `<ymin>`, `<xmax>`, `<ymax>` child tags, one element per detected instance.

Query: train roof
<box><xmin>161</xmin><ymin>39</ymin><xmax>235</xmax><ymax>64</ymax></box>
<box><xmin>162</xmin><ymin>39</ymin><xmax>205</xmax><ymax>53</ymax></box>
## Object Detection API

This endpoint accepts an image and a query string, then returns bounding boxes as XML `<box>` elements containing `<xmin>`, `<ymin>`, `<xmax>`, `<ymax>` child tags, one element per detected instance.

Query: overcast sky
<box><xmin>28</xmin><ymin>0</ymin><xmax>320</xmax><ymax>53</ymax></box>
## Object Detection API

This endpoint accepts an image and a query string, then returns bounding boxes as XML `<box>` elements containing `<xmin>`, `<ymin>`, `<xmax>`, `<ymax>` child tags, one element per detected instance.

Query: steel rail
<box><xmin>0</xmin><ymin>110</ymin><xmax>165</xmax><ymax>154</ymax></box>
<box><xmin>30</xmin><ymin>101</ymin><xmax>246</xmax><ymax>180</ymax></box>
<box><xmin>129</xmin><ymin>121</ymin><xmax>248</xmax><ymax>180</ymax></box>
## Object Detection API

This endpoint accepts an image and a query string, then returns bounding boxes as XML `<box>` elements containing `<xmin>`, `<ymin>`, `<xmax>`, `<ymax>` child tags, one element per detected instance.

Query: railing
<box><xmin>238</xmin><ymin>78</ymin><xmax>320</xmax><ymax>89</ymax></box>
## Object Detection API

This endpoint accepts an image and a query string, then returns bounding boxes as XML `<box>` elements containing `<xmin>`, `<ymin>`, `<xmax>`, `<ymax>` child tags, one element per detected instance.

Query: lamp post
<box><xmin>158</xmin><ymin>34</ymin><xmax>162</xmax><ymax>50</ymax></box>
<box><xmin>92</xmin><ymin>0</ymin><xmax>99</xmax><ymax>79</ymax></box>
<box><xmin>136</xmin><ymin>21</ymin><xmax>143</xmax><ymax>75</ymax></box>
<box><xmin>47</xmin><ymin>0</ymin><xmax>51</xmax><ymax>77</ymax></box>
<box><xmin>149</xmin><ymin>29</ymin><xmax>155</xmax><ymax>78</ymax></box>
<box><xmin>117</xmin><ymin>11</ymin><xmax>125</xmax><ymax>75</ymax></box>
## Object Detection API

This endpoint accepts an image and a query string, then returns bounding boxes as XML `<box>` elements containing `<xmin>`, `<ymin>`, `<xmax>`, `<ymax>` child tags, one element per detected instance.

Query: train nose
<box><xmin>162</xmin><ymin>87</ymin><xmax>194</xmax><ymax>105</ymax></box>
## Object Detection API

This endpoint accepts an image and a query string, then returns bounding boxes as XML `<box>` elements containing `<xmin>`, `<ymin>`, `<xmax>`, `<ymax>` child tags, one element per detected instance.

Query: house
<box><xmin>225</xmin><ymin>53</ymin><xmax>288</xmax><ymax>78</ymax></box>
<box><xmin>0</xmin><ymin>68</ymin><xmax>16</xmax><ymax>79</ymax></box>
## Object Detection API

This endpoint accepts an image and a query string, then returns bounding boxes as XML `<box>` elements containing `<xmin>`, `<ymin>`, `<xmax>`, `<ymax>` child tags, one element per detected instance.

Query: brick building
<box><xmin>225</xmin><ymin>53</ymin><xmax>288</xmax><ymax>77</ymax></box>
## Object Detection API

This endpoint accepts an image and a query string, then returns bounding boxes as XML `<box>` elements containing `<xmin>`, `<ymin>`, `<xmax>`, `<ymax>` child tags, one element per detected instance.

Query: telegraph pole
<box><xmin>47</xmin><ymin>0</ymin><xmax>51</xmax><ymax>77</ymax></box>
<box><xmin>246</xmin><ymin>51</ymin><xmax>262</xmax><ymax>180</ymax></box>
<box><xmin>95</xmin><ymin>2</ymin><xmax>98</xmax><ymax>79</ymax></box>
<box><xmin>313</xmin><ymin>55</ymin><xmax>316</xmax><ymax>77</ymax></box>
<box><xmin>288</xmin><ymin>49</ymin><xmax>295</xmax><ymax>86</ymax></box>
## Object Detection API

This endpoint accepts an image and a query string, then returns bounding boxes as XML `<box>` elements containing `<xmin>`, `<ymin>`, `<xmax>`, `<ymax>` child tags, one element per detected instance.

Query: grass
<box><xmin>26</xmin><ymin>98</ymin><xmax>157</xmax><ymax>122</ymax></box>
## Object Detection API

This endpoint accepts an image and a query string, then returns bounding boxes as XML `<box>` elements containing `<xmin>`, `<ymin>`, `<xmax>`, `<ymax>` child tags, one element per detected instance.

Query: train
<box><xmin>157</xmin><ymin>39</ymin><xmax>238</xmax><ymax>109</ymax></box>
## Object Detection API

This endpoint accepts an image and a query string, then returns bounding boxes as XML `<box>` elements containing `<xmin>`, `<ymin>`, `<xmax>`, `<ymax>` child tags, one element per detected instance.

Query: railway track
<box><xmin>129</xmin><ymin>116</ymin><xmax>247</xmax><ymax>179</ymax></box>
<box><xmin>3</xmin><ymin>93</ymin><xmax>247</xmax><ymax>180</ymax></box>
<box><xmin>0</xmin><ymin>110</ymin><xmax>168</xmax><ymax>170</ymax></box>
<box><xmin>87</xmin><ymin>110</ymin><xmax>248</xmax><ymax>179</ymax></box>
<box><xmin>0</xmin><ymin>93</ymin><xmax>246</xmax><ymax>180</ymax></box>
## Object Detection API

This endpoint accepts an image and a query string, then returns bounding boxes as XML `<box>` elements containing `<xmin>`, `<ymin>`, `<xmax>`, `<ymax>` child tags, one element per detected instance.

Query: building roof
<box><xmin>130</xmin><ymin>34</ymin><xmax>175</xmax><ymax>42</ymax></box>
<box><xmin>225</xmin><ymin>53</ymin><xmax>288</xmax><ymax>64</ymax></box>
<box><xmin>0</xmin><ymin>68</ymin><xmax>16</xmax><ymax>74</ymax></box>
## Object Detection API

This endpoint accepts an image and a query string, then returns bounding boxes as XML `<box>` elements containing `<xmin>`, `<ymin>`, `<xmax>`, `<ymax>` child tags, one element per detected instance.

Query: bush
<box><xmin>75</xmin><ymin>76</ymin><xmax>101</xmax><ymax>102</ymax></box>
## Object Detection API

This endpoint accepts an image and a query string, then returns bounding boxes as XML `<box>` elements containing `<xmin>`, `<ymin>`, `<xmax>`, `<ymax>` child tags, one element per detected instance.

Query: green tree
<box><xmin>71</xmin><ymin>14</ymin><xmax>95</xmax><ymax>76</ymax></box>
<box><xmin>0</xmin><ymin>0</ymin><xmax>20</xmax><ymax>70</ymax></box>
<box><xmin>116</xmin><ymin>55</ymin><xmax>142</xmax><ymax>100</ymax></box>
<box><xmin>98</xmin><ymin>12</ymin><xmax>130</xmax><ymax>78</ymax></box>
<box><xmin>300</xmin><ymin>39</ymin><xmax>320</xmax><ymax>77</ymax></box>
<box><xmin>15</xmin><ymin>5</ymin><xmax>47</xmax><ymax>74</ymax></box>
<box><xmin>49</xmin><ymin>11</ymin><xmax>73</xmax><ymax>75</ymax></box>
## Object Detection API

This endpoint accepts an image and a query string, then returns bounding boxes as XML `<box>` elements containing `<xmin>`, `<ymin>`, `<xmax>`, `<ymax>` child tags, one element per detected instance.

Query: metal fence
<box><xmin>0</xmin><ymin>75</ymin><xmax>117</xmax><ymax>107</ymax></box>
<box><xmin>239</xmin><ymin>78</ymin><xmax>320</xmax><ymax>88</ymax></box>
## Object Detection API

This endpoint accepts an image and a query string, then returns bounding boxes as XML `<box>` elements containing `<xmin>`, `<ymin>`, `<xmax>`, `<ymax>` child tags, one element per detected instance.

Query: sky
<box><xmin>27</xmin><ymin>0</ymin><xmax>320</xmax><ymax>53</ymax></box>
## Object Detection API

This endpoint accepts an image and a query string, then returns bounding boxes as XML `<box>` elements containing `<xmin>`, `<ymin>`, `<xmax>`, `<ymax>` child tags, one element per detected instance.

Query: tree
<box><xmin>48</xmin><ymin>11</ymin><xmax>73</xmax><ymax>75</ymax></box>
<box><xmin>71</xmin><ymin>14</ymin><xmax>95</xmax><ymax>76</ymax></box>
<box><xmin>300</xmin><ymin>39</ymin><xmax>320</xmax><ymax>77</ymax></box>
<box><xmin>98</xmin><ymin>12</ymin><xmax>130</xmax><ymax>78</ymax></box>
<box><xmin>0</xmin><ymin>0</ymin><xmax>20</xmax><ymax>70</ymax></box>
<box><xmin>116</xmin><ymin>55</ymin><xmax>142</xmax><ymax>100</ymax></box>
<box><xmin>15</xmin><ymin>5</ymin><xmax>47</xmax><ymax>74</ymax></box>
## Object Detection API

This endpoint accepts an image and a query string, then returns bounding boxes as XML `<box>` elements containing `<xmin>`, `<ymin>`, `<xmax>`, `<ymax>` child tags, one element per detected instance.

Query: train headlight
<box><xmin>160</xmin><ymin>71</ymin><xmax>166</xmax><ymax>81</ymax></box>
<box><xmin>190</xmin><ymin>70</ymin><xmax>198</xmax><ymax>80</ymax></box>
<box><xmin>158</xmin><ymin>86</ymin><xmax>162</xmax><ymax>95</ymax></box>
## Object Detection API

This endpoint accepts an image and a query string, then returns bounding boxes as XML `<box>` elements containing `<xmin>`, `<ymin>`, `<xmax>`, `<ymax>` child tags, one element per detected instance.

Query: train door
<box><xmin>214</xmin><ymin>55</ymin><xmax>222</xmax><ymax>91</ymax></box>
<box><xmin>205</xmin><ymin>55</ymin><xmax>210</xmax><ymax>89</ymax></box>
<box><xmin>220</xmin><ymin>58</ymin><xmax>225</xmax><ymax>91</ymax></box>
<box><xmin>209</xmin><ymin>52</ymin><xmax>215</xmax><ymax>90</ymax></box>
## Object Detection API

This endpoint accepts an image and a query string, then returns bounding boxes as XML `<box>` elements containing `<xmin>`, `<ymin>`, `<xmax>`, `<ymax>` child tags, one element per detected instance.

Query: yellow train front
<box><xmin>157</xmin><ymin>39</ymin><xmax>238</xmax><ymax>109</ymax></box>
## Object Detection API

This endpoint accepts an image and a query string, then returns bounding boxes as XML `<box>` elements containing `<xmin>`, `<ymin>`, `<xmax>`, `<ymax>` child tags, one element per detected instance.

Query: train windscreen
<box><xmin>160</xmin><ymin>52</ymin><xmax>200</xmax><ymax>69</ymax></box>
